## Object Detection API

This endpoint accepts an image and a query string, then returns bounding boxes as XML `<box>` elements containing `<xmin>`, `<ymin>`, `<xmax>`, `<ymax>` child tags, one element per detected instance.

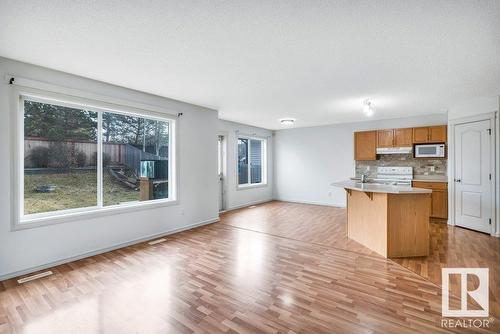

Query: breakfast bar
<box><xmin>332</xmin><ymin>181</ymin><xmax>432</xmax><ymax>258</ymax></box>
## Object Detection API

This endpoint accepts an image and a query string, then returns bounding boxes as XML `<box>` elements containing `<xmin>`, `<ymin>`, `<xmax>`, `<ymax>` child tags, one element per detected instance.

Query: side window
<box><xmin>237</xmin><ymin>137</ymin><xmax>266</xmax><ymax>187</ymax></box>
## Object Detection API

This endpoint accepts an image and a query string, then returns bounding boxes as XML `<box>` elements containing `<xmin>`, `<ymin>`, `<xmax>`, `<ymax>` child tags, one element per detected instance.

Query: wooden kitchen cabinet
<box><xmin>394</xmin><ymin>128</ymin><xmax>413</xmax><ymax>146</ymax></box>
<box><xmin>377</xmin><ymin>129</ymin><xmax>394</xmax><ymax>147</ymax></box>
<box><xmin>354</xmin><ymin>131</ymin><xmax>377</xmax><ymax>160</ymax></box>
<box><xmin>355</xmin><ymin>124</ymin><xmax>446</xmax><ymax>160</ymax></box>
<box><xmin>412</xmin><ymin>181</ymin><xmax>448</xmax><ymax>220</ymax></box>
<box><xmin>377</xmin><ymin>128</ymin><xmax>412</xmax><ymax>147</ymax></box>
<box><xmin>413</xmin><ymin>125</ymin><xmax>447</xmax><ymax>143</ymax></box>
<box><xmin>429</xmin><ymin>125</ymin><xmax>447</xmax><ymax>142</ymax></box>
<box><xmin>413</xmin><ymin>127</ymin><xmax>430</xmax><ymax>143</ymax></box>
<box><xmin>431</xmin><ymin>190</ymin><xmax>448</xmax><ymax>219</ymax></box>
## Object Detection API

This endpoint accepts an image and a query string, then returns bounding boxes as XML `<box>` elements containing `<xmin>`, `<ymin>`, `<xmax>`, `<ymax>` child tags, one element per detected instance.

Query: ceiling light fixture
<box><xmin>280</xmin><ymin>118</ymin><xmax>296</xmax><ymax>125</ymax></box>
<box><xmin>363</xmin><ymin>99</ymin><xmax>374</xmax><ymax>116</ymax></box>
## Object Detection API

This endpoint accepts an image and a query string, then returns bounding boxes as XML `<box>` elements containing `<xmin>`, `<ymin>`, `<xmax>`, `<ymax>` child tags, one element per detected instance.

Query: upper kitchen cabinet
<box><xmin>394</xmin><ymin>128</ymin><xmax>413</xmax><ymax>146</ymax></box>
<box><xmin>377</xmin><ymin>128</ymin><xmax>412</xmax><ymax>147</ymax></box>
<box><xmin>376</xmin><ymin>129</ymin><xmax>394</xmax><ymax>147</ymax></box>
<box><xmin>413</xmin><ymin>125</ymin><xmax>447</xmax><ymax>143</ymax></box>
<box><xmin>429</xmin><ymin>125</ymin><xmax>447</xmax><ymax>142</ymax></box>
<box><xmin>354</xmin><ymin>131</ymin><xmax>377</xmax><ymax>160</ymax></box>
<box><xmin>413</xmin><ymin>127</ymin><xmax>430</xmax><ymax>143</ymax></box>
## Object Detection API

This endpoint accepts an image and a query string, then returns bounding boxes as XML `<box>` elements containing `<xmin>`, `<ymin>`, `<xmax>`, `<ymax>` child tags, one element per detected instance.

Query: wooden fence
<box><xmin>24</xmin><ymin>137</ymin><xmax>165</xmax><ymax>173</ymax></box>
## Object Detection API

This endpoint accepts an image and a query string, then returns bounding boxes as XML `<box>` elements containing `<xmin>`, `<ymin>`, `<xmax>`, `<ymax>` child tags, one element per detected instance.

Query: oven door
<box><xmin>415</xmin><ymin>144</ymin><xmax>445</xmax><ymax>158</ymax></box>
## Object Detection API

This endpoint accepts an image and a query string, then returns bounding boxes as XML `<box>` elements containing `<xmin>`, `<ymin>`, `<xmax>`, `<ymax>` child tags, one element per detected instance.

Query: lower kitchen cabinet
<box><xmin>412</xmin><ymin>181</ymin><xmax>448</xmax><ymax>220</ymax></box>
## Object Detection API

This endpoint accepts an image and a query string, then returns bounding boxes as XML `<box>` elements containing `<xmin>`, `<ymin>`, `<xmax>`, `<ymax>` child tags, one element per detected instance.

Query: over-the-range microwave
<box><xmin>414</xmin><ymin>143</ymin><xmax>446</xmax><ymax>158</ymax></box>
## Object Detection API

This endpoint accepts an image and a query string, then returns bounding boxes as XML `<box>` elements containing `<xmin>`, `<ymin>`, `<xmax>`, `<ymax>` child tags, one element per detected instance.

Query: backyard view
<box><xmin>24</xmin><ymin>171</ymin><xmax>139</xmax><ymax>214</ymax></box>
<box><xmin>23</xmin><ymin>99</ymin><xmax>169</xmax><ymax>216</ymax></box>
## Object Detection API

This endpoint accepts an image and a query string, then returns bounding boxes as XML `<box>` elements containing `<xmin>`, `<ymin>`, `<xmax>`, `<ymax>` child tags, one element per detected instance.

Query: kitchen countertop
<box><xmin>412</xmin><ymin>176</ymin><xmax>448</xmax><ymax>183</ymax></box>
<box><xmin>332</xmin><ymin>180</ymin><xmax>432</xmax><ymax>194</ymax></box>
<box><xmin>351</xmin><ymin>176</ymin><xmax>448</xmax><ymax>183</ymax></box>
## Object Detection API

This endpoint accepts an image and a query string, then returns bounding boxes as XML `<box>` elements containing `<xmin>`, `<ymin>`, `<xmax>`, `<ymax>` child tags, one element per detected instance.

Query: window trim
<box><xmin>11</xmin><ymin>87</ymin><xmax>178</xmax><ymax>230</ymax></box>
<box><xmin>236</xmin><ymin>135</ymin><xmax>267</xmax><ymax>190</ymax></box>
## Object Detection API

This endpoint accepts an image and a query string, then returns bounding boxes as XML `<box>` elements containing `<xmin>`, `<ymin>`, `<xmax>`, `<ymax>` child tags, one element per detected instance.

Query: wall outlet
<box><xmin>429</xmin><ymin>166</ymin><xmax>436</xmax><ymax>172</ymax></box>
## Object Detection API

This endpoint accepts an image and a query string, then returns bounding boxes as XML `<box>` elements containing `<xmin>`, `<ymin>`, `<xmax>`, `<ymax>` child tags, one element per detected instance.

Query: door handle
<box><xmin>455</xmin><ymin>179</ymin><xmax>461</xmax><ymax>183</ymax></box>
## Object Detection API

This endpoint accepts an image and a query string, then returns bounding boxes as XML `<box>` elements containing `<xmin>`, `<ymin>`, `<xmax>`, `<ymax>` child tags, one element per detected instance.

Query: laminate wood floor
<box><xmin>222</xmin><ymin>201</ymin><xmax>500</xmax><ymax>321</ymax></box>
<box><xmin>0</xmin><ymin>201</ymin><xmax>498</xmax><ymax>333</ymax></box>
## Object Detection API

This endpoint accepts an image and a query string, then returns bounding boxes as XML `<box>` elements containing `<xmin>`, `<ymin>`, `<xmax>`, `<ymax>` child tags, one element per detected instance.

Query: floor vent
<box><xmin>148</xmin><ymin>238</ymin><xmax>167</xmax><ymax>245</ymax></box>
<box><xmin>17</xmin><ymin>271</ymin><xmax>53</xmax><ymax>284</ymax></box>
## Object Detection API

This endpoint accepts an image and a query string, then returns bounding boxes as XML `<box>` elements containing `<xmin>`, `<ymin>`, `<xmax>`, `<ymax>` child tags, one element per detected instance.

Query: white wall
<box><xmin>448</xmin><ymin>96</ymin><xmax>499</xmax><ymax>120</ymax></box>
<box><xmin>0</xmin><ymin>58</ymin><xmax>219</xmax><ymax>279</ymax></box>
<box><xmin>273</xmin><ymin>114</ymin><xmax>448</xmax><ymax>207</ymax></box>
<box><xmin>217</xmin><ymin>120</ymin><xmax>273</xmax><ymax>210</ymax></box>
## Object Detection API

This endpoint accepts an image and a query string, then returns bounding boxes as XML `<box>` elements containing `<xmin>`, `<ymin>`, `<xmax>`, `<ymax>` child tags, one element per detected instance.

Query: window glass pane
<box><xmin>250</xmin><ymin>139</ymin><xmax>262</xmax><ymax>184</ymax></box>
<box><xmin>102</xmin><ymin>112</ymin><xmax>169</xmax><ymax>206</ymax></box>
<box><xmin>23</xmin><ymin>100</ymin><xmax>98</xmax><ymax>215</ymax></box>
<box><xmin>217</xmin><ymin>136</ymin><xmax>222</xmax><ymax>175</ymax></box>
<box><xmin>238</xmin><ymin>138</ymin><xmax>248</xmax><ymax>184</ymax></box>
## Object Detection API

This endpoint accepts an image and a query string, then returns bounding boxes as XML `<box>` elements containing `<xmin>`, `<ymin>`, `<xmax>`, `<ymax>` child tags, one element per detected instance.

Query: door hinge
<box><xmin>490</xmin><ymin>173</ymin><xmax>492</xmax><ymax>180</ymax></box>
<box><xmin>489</xmin><ymin>218</ymin><xmax>492</xmax><ymax>225</ymax></box>
<box><xmin>487</xmin><ymin>128</ymin><xmax>491</xmax><ymax>135</ymax></box>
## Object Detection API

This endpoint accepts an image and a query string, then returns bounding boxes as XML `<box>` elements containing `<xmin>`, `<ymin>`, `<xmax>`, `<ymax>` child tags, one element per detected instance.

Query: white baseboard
<box><xmin>223</xmin><ymin>199</ymin><xmax>273</xmax><ymax>212</ymax></box>
<box><xmin>274</xmin><ymin>198</ymin><xmax>346</xmax><ymax>208</ymax></box>
<box><xmin>0</xmin><ymin>217</ymin><xmax>219</xmax><ymax>281</ymax></box>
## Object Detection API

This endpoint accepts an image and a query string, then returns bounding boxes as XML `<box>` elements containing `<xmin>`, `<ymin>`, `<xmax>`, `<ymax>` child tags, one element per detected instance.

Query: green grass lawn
<box><xmin>24</xmin><ymin>170</ymin><xmax>140</xmax><ymax>215</ymax></box>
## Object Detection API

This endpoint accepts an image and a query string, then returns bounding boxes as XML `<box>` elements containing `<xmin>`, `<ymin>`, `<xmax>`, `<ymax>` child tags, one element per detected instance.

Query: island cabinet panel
<box><xmin>376</xmin><ymin>129</ymin><xmax>394</xmax><ymax>148</ymax></box>
<box><xmin>387</xmin><ymin>193</ymin><xmax>430</xmax><ymax>258</ymax></box>
<box><xmin>394</xmin><ymin>128</ymin><xmax>413</xmax><ymax>146</ymax></box>
<box><xmin>354</xmin><ymin>131</ymin><xmax>377</xmax><ymax>160</ymax></box>
<box><xmin>345</xmin><ymin>188</ymin><xmax>430</xmax><ymax>258</ymax></box>
<box><xmin>347</xmin><ymin>191</ymin><xmax>388</xmax><ymax>257</ymax></box>
<box><xmin>412</xmin><ymin>181</ymin><xmax>448</xmax><ymax>219</ymax></box>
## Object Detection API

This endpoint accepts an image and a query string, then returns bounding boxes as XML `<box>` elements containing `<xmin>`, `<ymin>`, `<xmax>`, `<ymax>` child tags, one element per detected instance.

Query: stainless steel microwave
<box><xmin>414</xmin><ymin>143</ymin><xmax>446</xmax><ymax>158</ymax></box>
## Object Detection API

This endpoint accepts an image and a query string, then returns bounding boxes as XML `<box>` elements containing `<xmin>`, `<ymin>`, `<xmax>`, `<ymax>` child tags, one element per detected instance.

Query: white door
<box><xmin>454</xmin><ymin>119</ymin><xmax>492</xmax><ymax>233</ymax></box>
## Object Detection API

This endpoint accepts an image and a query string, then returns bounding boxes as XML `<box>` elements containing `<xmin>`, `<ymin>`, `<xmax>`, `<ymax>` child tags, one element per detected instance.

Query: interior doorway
<box><xmin>453</xmin><ymin>118</ymin><xmax>494</xmax><ymax>233</ymax></box>
<box><xmin>218</xmin><ymin>134</ymin><xmax>227</xmax><ymax>212</ymax></box>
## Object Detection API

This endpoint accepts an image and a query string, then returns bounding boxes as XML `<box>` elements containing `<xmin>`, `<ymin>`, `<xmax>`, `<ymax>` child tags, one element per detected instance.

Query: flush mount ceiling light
<box><xmin>363</xmin><ymin>99</ymin><xmax>374</xmax><ymax>116</ymax></box>
<box><xmin>280</xmin><ymin>118</ymin><xmax>296</xmax><ymax>125</ymax></box>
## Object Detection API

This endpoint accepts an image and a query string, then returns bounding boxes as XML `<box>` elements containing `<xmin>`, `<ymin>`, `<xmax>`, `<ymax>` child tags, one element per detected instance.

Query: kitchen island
<box><xmin>332</xmin><ymin>180</ymin><xmax>432</xmax><ymax>258</ymax></box>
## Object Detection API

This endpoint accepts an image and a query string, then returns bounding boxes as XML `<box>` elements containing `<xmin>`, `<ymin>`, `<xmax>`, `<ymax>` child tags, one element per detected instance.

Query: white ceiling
<box><xmin>1</xmin><ymin>1</ymin><xmax>499</xmax><ymax>129</ymax></box>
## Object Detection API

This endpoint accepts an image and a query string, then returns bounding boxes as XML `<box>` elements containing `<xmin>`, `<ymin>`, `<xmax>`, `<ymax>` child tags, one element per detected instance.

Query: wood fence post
<box><xmin>140</xmin><ymin>177</ymin><xmax>153</xmax><ymax>201</ymax></box>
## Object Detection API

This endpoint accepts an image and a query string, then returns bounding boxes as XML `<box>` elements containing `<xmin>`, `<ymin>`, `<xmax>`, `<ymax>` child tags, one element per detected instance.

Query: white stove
<box><xmin>371</xmin><ymin>166</ymin><xmax>413</xmax><ymax>186</ymax></box>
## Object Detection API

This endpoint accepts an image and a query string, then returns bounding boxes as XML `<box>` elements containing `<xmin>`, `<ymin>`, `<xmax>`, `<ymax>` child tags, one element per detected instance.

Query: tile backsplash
<box><xmin>355</xmin><ymin>154</ymin><xmax>447</xmax><ymax>178</ymax></box>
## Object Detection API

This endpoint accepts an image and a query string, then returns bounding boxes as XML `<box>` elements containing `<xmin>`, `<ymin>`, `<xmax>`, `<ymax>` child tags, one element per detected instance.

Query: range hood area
<box><xmin>376</xmin><ymin>147</ymin><xmax>412</xmax><ymax>154</ymax></box>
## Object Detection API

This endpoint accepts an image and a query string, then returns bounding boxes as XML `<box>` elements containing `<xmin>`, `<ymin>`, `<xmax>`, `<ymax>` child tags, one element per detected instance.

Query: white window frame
<box><xmin>12</xmin><ymin>87</ymin><xmax>178</xmax><ymax>230</ymax></box>
<box><xmin>236</xmin><ymin>135</ymin><xmax>267</xmax><ymax>189</ymax></box>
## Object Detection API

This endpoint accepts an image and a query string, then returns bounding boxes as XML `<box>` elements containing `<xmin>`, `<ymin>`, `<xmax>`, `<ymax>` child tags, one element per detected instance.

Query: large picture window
<box><xmin>23</xmin><ymin>100</ymin><xmax>98</xmax><ymax>215</ymax></box>
<box><xmin>19</xmin><ymin>94</ymin><xmax>175</xmax><ymax>224</ymax></box>
<box><xmin>238</xmin><ymin>136</ymin><xmax>266</xmax><ymax>187</ymax></box>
